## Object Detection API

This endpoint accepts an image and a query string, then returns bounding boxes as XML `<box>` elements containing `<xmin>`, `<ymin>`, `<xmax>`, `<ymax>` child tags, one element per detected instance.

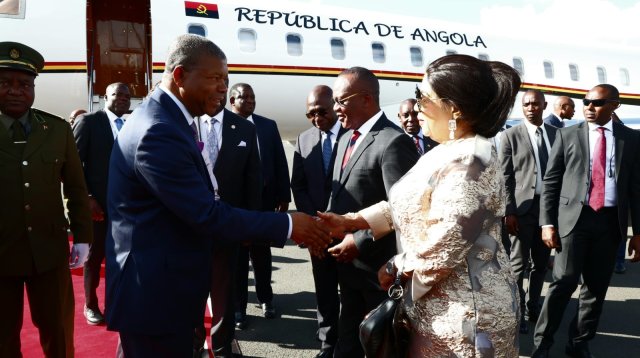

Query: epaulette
<box><xmin>31</xmin><ymin>107</ymin><xmax>66</xmax><ymax>122</ymax></box>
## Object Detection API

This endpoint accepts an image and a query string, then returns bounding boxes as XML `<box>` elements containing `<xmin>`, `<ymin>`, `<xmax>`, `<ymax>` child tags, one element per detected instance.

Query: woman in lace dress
<box><xmin>321</xmin><ymin>54</ymin><xmax>521</xmax><ymax>357</ymax></box>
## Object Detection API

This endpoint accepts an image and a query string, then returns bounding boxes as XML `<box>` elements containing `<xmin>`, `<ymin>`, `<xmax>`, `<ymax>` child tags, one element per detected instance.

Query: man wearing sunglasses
<box><xmin>326</xmin><ymin>67</ymin><xmax>419</xmax><ymax>358</ymax></box>
<box><xmin>533</xmin><ymin>84</ymin><xmax>640</xmax><ymax>358</ymax></box>
<box><xmin>291</xmin><ymin>85</ymin><xmax>347</xmax><ymax>358</ymax></box>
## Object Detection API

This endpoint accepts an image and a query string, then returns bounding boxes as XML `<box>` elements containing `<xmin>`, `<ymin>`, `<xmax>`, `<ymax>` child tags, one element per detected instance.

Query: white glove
<box><xmin>69</xmin><ymin>243</ymin><xmax>90</xmax><ymax>269</ymax></box>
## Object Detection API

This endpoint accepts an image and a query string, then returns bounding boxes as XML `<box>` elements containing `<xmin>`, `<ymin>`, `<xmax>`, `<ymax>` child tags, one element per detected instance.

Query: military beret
<box><xmin>0</xmin><ymin>41</ymin><xmax>44</xmax><ymax>76</ymax></box>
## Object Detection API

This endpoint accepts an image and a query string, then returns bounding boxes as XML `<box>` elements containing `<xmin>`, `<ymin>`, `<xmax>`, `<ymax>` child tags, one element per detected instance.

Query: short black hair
<box><xmin>164</xmin><ymin>34</ymin><xmax>226</xmax><ymax>73</ymax></box>
<box><xmin>338</xmin><ymin>67</ymin><xmax>380</xmax><ymax>104</ymax></box>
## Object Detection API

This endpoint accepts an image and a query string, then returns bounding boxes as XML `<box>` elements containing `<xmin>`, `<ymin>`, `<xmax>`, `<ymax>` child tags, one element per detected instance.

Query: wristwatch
<box><xmin>385</xmin><ymin>258</ymin><xmax>396</xmax><ymax>276</ymax></box>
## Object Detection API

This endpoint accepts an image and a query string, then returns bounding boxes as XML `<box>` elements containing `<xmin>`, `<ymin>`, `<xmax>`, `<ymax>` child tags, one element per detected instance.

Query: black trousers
<box><xmin>235</xmin><ymin>244</ymin><xmax>273</xmax><ymax>313</ymax></box>
<box><xmin>118</xmin><ymin>331</ymin><xmax>193</xmax><ymax>358</ymax></box>
<box><xmin>310</xmin><ymin>249</ymin><xmax>340</xmax><ymax>350</ymax></box>
<box><xmin>194</xmin><ymin>244</ymin><xmax>239</xmax><ymax>354</ymax></box>
<box><xmin>0</xmin><ymin>265</ymin><xmax>74</xmax><ymax>358</ymax></box>
<box><xmin>84</xmin><ymin>218</ymin><xmax>107</xmax><ymax>310</ymax></box>
<box><xmin>534</xmin><ymin>206</ymin><xmax>620</xmax><ymax>349</ymax></box>
<box><xmin>509</xmin><ymin>197</ymin><xmax>551</xmax><ymax>314</ymax></box>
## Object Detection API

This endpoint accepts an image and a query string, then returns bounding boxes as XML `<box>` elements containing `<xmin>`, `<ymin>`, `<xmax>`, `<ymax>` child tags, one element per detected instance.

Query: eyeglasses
<box><xmin>305</xmin><ymin>108</ymin><xmax>329</xmax><ymax>119</ymax></box>
<box><xmin>582</xmin><ymin>98</ymin><xmax>619</xmax><ymax>107</ymax></box>
<box><xmin>415</xmin><ymin>86</ymin><xmax>446</xmax><ymax>111</ymax></box>
<box><xmin>333</xmin><ymin>92</ymin><xmax>366</xmax><ymax>107</ymax></box>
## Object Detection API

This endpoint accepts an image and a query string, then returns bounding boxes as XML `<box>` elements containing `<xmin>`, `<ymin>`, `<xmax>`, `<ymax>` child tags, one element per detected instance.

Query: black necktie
<box><xmin>11</xmin><ymin>120</ymin><xmax>27</xmax><ymax>143</ymax></box>
<box><xmin>536</xmin><ymin>127</ymin><xmax>548</xmax><ymax>176</ymax></box>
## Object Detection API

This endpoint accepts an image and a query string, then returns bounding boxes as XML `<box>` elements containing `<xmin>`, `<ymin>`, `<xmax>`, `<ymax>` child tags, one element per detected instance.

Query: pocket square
<box><xmin>238</xmin><ymin>141</ymin><xmax>247</xmax><ymax>147</ymax></box>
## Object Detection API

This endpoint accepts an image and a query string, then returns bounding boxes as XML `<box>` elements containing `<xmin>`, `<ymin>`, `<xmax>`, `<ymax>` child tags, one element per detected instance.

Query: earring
<box><xmin>448</xmin><ymin>118</ymin><xmax>457</xmax><ymax>140</ymax></box>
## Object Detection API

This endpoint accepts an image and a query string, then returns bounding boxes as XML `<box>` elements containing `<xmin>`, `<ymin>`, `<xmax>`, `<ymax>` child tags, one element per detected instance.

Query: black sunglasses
<box><xmin>305</xmin><ymin>108</ymin><xmax>328</xmax><ymax>119</ymax></box>
<box><xmin>582</xmin><ymin>98</ymin><xmax>619</xmax><ymax>107</ymax></box>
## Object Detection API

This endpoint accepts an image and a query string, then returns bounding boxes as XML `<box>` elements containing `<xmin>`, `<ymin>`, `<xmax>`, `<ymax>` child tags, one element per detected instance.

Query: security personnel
<box><xmin>0</xmin><ymin>42</ymin><xmax>92</xmax><ymax>357</ymax></box>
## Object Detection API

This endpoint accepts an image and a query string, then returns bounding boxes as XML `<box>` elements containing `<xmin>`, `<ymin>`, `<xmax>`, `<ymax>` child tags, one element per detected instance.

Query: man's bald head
<box><xmin>306</xmin><ymin>85</ymin><xmax>337</xmax><ymax>132</ymax></box>
<box><xmin>553</xmin><ymin>96</ymin><xmax>575</xmax><ymax>120</ymax></box>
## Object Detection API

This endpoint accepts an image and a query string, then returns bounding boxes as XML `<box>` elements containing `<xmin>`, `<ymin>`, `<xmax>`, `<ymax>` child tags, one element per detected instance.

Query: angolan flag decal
<box><xmin>185</xmin><ymin>1</ymin><xmax>219</xmax><ymax>19</ymax></box>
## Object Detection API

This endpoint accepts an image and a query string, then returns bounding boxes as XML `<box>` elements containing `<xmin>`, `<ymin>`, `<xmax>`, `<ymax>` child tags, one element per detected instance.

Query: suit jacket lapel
<box><xmin>518</xmin><ymin>124</ymin><xmax>535</xmax><ymax>157</ymax></box>
<box><xmin>98</xmin><ymin>110</ymin><xmax>115</xmax><ymax>146</ymax></box>
<box><xmin>23</xmin><ymin>111</ymin><xmax>48</xmax><ymax>159</ymax></box>
<box><xmin>578</xmin><ymin>122</ymin><xmax>590</xmax><ymax>178</ymax></box>
<box><xmin>332</xmin><ymin>128</ymin><xmax>351</xmax><ymax>196</ymax></box>
<box><xmin>0</xmin><ymin>120</ymin><xmax>12</xmax><ymax>155</ymax></box>
<box><xmin>544</xmin><ymin>123</ymin><xmax>556</xmax><ymax>146</ymax></box>
<box><xmin>613</xmin><ymin>121</ymin><xmax>624</xmax><ymax>180</ymax></box>
<box><xmin>215</xmin><ymin>116</ymin><xmax>237</xmax><ymax>172</ymax></box>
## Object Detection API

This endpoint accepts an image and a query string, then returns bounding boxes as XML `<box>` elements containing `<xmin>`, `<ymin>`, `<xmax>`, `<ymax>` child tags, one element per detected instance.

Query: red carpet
<box><xmin>19</xmin><ymin>262</ymin><xmax>215</xmax><ymax>357</ymax></box>
<box><xmin>19</xmin><ymin>264</ymin><xmax>119</xmax><ymax>357</ymax></box>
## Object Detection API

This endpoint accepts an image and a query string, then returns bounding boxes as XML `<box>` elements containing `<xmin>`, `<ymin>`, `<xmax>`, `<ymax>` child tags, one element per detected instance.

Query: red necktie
<box><xmin>413</xmin><ymin>135</ymin><xmax>424</xmax><ymax>155</ymax></box>
<box><xmin>588</xmin><ymin>127</ymin><xmax>606</xmax><ymax>211</ymax></box>
<box><xmin>341</xmin><ymin>130</ymin><xmax>361</xmax><ymax>170</ymax></box>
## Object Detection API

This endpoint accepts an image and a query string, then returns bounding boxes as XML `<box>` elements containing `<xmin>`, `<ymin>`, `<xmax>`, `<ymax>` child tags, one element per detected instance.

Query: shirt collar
<box><xmin>158</xmin><ymin>85</ymin><xmax>196</xmax><ymax>125</ymax></box>
<box><xmin>587</xmin><ymin>119</ymin><xmax>613</xmax><ymax>132</ymax></box>
<box><xmin>354</xmin><ymin>110</ymin><xmax>383</xmax><ymax>137</ymax></box>
<box><xmin>326</xmin><ymin>119</ymin><xmax>341</xmax><ymax>136</ymax></box>
<box><xmin>523</xmin><ymin>119</ymin><xmax>545</xmax><ymax>135</ymax></box>
<box><xmin>406</xmin><ymin>129</ymin><xmax>423</xmax><ymax>139</ymax></box>
<box><xmin>104</xmin><ymin>108</ymin><xmax>122</xmax><ymax>123</ymax></box>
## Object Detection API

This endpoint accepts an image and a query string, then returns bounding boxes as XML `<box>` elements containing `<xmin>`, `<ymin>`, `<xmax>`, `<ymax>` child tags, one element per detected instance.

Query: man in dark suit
<box><xmin>192</xmin><ymin>87</ymin><xmax>262</xmax><ymax>358</ymax></box>
<box><xmin>500</xmin><ymin>89</ymin><xmax>557</xmax><ymax>334</ymax></box>
<box><xmin>229</xmin><ymin>83</ymin><xmax>291</xmax><ymax>327</ymax></box>
<box><xmin>73</xmin><ymin>82</ymin><xmax>131</xmax><ymax>326</ymax></box>
<box><xmin>105</xmin><ymin>34</ymin><xmax>330</xmax><ymax>357</ymax></box>
<box><xmin>397</xmin><ymin>98</ymin><xmax>438</xmax><ymax>155</ymax></box>
<box><xmin>291</xmin><ymin>85</ymin><xmax>346</xmax><ymax>358</ymax></box>
<box><xmin>0</xmin><ymin>41</ymin><xmax>92</xmax><ymax>357</ymax></box>
<box><xmin>543</xmin><ymin>96</ymin><xmax>575</xmax><ymax>128</ymax></box>
<box><xmin>532</xmin><ymin>84</ymin><xmax>640</xmax><ymax>358</ymax></box>
<box><xmin>326</xmin><ymin>67</ymin><xmax>419</xmax><ymax>358</ymax></box>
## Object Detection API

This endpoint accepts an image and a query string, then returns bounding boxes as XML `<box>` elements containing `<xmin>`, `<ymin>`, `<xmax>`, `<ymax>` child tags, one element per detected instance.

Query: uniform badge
<box><xmin>9</xmin><ymin>48</ymin><xmax>20</xmax><ymax>59</ymax></box>
<box><xmin>231</xmin><ymin>125</ymin><xmax>236</xmax><ymax>129</ymax></box>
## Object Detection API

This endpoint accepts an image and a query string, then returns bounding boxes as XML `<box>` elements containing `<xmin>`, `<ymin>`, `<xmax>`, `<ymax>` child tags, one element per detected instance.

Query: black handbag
<box><xmin>359</xmin><ymin>273</ymin><xmax>411</xmax><ymax>358</ymax></box>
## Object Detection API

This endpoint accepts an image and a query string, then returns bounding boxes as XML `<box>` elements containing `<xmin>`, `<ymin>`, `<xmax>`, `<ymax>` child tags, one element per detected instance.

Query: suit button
<box><xmin>22</xmin><ymin>161</ymin><xmax>28</xmax><ymax>166</ymax></box>
<box><xmin>27</xmin><ymin>226</ymin><xmax>33</xmax><ymax>232</ymax></box>
<box><xmin>25</xmin><ymin>204</ymin><xmax>31</xmax><ymax>211</ymax></box>
<box><xmin>24</xmin><ymin>183</ymin><xmax>30</xmax><ymax>188</ymax></box>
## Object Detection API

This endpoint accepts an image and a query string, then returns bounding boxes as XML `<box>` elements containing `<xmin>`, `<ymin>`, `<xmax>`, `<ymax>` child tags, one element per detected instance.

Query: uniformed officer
<box><xmin>0</xmin><ymin>41</ymin><xmax>92</xmax><ymax>357</ymax></box>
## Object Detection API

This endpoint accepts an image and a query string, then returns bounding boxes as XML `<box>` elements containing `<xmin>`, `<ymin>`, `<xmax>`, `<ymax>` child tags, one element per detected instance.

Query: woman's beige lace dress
<box><xmin>359</xmin><ymin>136</ymin><xmax>519</xmax><ymax>357</ymax></box>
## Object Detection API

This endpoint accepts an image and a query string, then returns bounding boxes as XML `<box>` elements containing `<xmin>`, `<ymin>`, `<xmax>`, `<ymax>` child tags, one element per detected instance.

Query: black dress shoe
<box><xmin>315</xmin><ymin>348</ymin><xmax>333</xmax><ymax>358</ymax></box>
<box><xmin>261</xmin><ymin>302</ymin><xmax>276</xmax><ymax>319</ymax></box>
<box><xmin>566</xmin><ymin>343</ymin><xmax>595</xmax><ymax>358</ymax></box>
<box><xmin>519</xmin><ymin>319</ymin><xmax>529</xmax><ymax>334</ymax></box>
<box><xmin>531</xmin><ymin>347</ymin><xmax>549</xmax><ymax>358</ymax></box>
<box><xmin>235</xmin><ymin>312</ymin><xmax>247</xmax><ymax>330</ymax></box>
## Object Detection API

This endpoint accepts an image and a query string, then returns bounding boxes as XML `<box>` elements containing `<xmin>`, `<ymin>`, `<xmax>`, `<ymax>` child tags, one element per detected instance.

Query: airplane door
<box><xmin>87</xmin><ymin>0</ymin><xmax>151</xmax><ymax>107</ymax></box>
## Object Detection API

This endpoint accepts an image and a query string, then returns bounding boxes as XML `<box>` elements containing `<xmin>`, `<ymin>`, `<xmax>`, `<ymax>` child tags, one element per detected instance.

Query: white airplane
<box><xmin>2</xmin><ymin>0</ymin><xmax>639</xmax><ymax>139</ymax></box>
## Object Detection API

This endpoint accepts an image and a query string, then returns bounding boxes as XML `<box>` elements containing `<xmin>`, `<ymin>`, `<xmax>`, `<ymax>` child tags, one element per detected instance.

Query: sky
<box><xmin>301</xmin><ymin>0</ymin><xmax>640</xmax><ymax>47</ymax></box>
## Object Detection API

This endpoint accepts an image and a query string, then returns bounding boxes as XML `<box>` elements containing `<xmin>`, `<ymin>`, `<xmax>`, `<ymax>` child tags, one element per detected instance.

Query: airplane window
<box><xmin>513</xmin><ymin>57</ymin><xmax>524</xmax><ymax>77</ymax></box>
<box><xmin>410</xmin><ymin>47</ymin><xmax>423</xmax><ymax>67</ymax></box>
<box><xmin>238</xmin><ymin>29</ymin><xmax>257</xmax><ymax>53</ymax></box>
<box><xmin>569</xmin><ymin>64</ymin><xmax>579</xmax><ymax>81</ymax></box>
<box><xmin>372</xmin><ymin>42</ymin><xmax>385</xmax><ymax>63</ymax></box>
<box><xmin>446</xmin><ymin>50</ymin><xmax>457</xmax><ymax>55</ymax></box>
<box><xmin>331</xmin><ymin>38</ymin><xmax>345</xmax><ymax>60</ymax></box>
<box><xmin>543</xmin><ymin>61</ymin><xmax>554</xmax><ymax>79</ymax></box>
<box><xmin>187</xmin><ymin>24</ymin><xmax>206</xmax><ymax>37</ymax></box>
<box><xmin>478</xmin><ymin>53</ymin><xmax>489</xmax><ymax>61</ymax></box>
<box><xmin>597</xmin><ymin>66</ymin><xmax>607</xmax><ymax>83</ymax></box>
<box><xmin>620</xmin><ymin>68</ymin><xmax>630</xmax><ymax>86</ymax></box>
<box><xmin>287</xmin><ymin>34</ymin><xmax>303</xmax><ymax>56</ymax></box>
<box><xmin>0</xmin><ymin>0</ymin><xmax>25</xmax><ymax>19</ymax></box>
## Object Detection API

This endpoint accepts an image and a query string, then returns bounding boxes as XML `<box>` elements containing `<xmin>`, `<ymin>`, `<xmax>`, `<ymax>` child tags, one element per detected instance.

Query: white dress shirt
<box><xmin>322</xmin><ymin>119</ymin><xmax>341</xmax><ymax>149</ymax></box>
<box><xmin>105</xmin><ymin>108</ymin><xmax>124</xmax><ymax>139</ymax></box>
<box><xmin>351</xmin><ymin>110</ymin><xmax>384</xmax><ymax>153</ymax></box>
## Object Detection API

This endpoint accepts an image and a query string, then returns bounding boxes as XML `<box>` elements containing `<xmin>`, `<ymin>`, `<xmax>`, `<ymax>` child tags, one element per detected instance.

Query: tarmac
<box><xmin>232</xmin><ymin>236</ymin><xmax>640</xmax><ymax>358</ymax></box>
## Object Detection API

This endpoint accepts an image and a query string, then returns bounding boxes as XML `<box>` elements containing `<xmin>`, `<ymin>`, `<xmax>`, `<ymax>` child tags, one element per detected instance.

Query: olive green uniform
<box><xmin>0</xmin><ymin>108</ymin><xmax>92</xmax><ymax>357</ymax></box>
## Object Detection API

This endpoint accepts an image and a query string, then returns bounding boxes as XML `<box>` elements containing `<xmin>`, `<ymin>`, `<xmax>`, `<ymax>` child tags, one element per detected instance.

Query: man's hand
<box><xmin>289</xmin><ymin>212</ymin><xmax>331</xmax><ymax>251</ymax></box>
<box><xmin>327</xmin><ymin>233</ymin><xmax>359</xmax><ymax>263</ymax></box>
<box><xmin>89</xmin><ymin>197</ymin><xmax>104</xmax><ymax>222</ymax></box>
<box><xmin>275</xmin><ymin>201</ymin><xmax>289</xmax><ymax>213</ymax></box>
<box><xmin>69</xmin><ymin>243</ymin><xmax>90</xmax><ymax>269</ymax></box>
<box><xmin>504</xmin><ymin>215</ymin><xmax>519</xmax><ymax>236</ymax></box>
<box><xmin>628</xmin><ymin>235</ymin><xmax>640</xmax><ymax>262</ymax></box>
<box><xmin>541</xmin><ymin>226</ymin><xmax>561</xmax><ymax>250</ymax></box>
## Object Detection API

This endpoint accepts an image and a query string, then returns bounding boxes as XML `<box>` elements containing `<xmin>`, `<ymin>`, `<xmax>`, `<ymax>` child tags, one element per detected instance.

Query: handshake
<box><xmin>289</xmin><ymin>211</ymin><xmax>369</xmax><ymax>257</ymax></box>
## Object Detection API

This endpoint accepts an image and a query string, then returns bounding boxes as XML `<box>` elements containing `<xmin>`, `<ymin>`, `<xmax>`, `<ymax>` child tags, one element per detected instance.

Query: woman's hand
<box><xmin>317</xmin><ymin>211</ymin><xmax>369</xmax><ymax>239</ymax></box>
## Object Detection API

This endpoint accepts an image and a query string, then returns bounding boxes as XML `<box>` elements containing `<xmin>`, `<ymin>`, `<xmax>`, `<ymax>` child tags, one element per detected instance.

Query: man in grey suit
<box><xmin>291</xmin><ymin>85</ymin><xmax>346</xmax><ymax>358</ymax></box>
<box><xmin>72</xmin><ymin>82</ymin><xmax>131</xmax><ymax>325</ymax></box>
<box><xmin>543</xmin><ymin>96</ymin><xmax>575</xmax><ymax>128</ymax></box>
<box><xmin>326</xmin><ymin>67</ymin><xmax>419</xmax><ymax>358</ymax></box>
<box><xmin>500</xmin><ymin>89</ymin><xmax>557</xmax><ymax>334</ymax></box>
<box><xmin>193</xmin><ymin>86</ymin><xmax>262</xmax><ymax>358</ymax></box>
<box><xmin>532</xmin><ymin>84</ymin><xmax>640</xmax><ymax>358</ymax></box>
